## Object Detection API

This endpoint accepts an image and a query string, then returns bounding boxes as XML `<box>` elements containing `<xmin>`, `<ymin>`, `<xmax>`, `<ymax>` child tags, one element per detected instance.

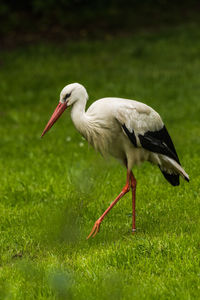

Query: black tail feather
<box><xmin>184</xmin><ymin>176</ymin><xmax>189</xmax><ymax>182</ymax></box>
<box><xmin>159</xmin><ymin>167</ymin><xmax>180</xmax><ymax>186</ymax></box>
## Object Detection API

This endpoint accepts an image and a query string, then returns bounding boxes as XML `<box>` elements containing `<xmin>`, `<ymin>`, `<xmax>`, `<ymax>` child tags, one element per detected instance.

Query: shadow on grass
<box><xmin>35</xmin><ymin>158</ymin><xmax>129</xmax><ymax>248</ymax></box>
<box><xmin>10</xmin><ymin>258</ymin><xmax>124</xmax><ymax>300</ymax></box>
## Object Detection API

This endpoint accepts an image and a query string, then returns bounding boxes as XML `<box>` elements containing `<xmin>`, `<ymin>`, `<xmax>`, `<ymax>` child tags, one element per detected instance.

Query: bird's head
<box><xmin>41</xmin><ymin>83</ymin><xmax>88</xmax><ymax>137</ymax></box>
<box><xmin>60</xmin><ymin>83</ymin><xmax>88</xmax><ymax>106</ymax></box>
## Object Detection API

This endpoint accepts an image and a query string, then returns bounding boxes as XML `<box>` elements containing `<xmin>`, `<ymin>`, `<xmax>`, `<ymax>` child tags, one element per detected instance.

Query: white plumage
<box><xmin>42</xmin><ymin>83</ymin><xmax>189</xmax><ymax>239</ymax></box>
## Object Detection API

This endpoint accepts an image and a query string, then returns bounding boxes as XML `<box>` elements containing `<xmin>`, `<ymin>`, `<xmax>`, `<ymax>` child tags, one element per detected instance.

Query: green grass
<box><xmin>0</xmin><ymin>23</ymin><xmax>200</xmax><ymax>299</ymax></box>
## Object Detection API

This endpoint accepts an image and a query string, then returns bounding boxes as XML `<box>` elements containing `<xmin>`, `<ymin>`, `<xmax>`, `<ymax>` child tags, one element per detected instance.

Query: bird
<box><xmin>41</xmin><ymin>83</ymin><xmax>189</xmax><ymax>239</ymax></box>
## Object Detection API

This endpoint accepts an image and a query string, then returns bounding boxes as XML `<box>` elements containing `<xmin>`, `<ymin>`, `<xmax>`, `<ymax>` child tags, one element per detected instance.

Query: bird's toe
<box><xmin>87</xmin><ymin>219</ymin><xmax>101</xmax><ymax>239</ymax></box>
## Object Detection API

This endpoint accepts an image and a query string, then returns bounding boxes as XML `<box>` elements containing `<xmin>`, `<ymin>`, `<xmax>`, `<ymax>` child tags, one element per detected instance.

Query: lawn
<box><xmin>0</xmin><ymin>23</ymin><xmax>200</xmax><ymax>299</ymax></box>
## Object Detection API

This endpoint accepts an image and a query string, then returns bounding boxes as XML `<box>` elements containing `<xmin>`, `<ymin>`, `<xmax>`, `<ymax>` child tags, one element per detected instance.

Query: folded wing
<box><xmin>116</xmin><ymin>101</ymin><xmax>189</xmax><ymax>185</ymax></box>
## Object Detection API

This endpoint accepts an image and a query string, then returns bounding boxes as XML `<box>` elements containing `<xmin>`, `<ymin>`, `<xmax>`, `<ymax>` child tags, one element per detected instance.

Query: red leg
<box><xmin>130</xmin><ymin>171</ymin><xmax>137</xmax><ymax>233</ymax></box>
<box><xmin>87</xmin><ymin>170</ymin><xmax>131</xmax><ymax>239</ymax></box>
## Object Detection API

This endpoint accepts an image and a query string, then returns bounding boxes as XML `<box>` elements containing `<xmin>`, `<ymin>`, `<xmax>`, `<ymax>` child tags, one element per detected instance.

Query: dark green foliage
<box><xmin>1</xmin><ymin>0</ymin><xmax>200</xmax><ymax>38</ymax></box>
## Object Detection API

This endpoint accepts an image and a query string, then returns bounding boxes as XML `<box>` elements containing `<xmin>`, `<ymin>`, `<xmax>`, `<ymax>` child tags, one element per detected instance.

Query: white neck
<box><xmin>70</xmin><ymin>96</ymin><xmax>107</xmax><ymax>155</ymax></box>
<box><xmin>70</xmin><ymin>98</ymin><xmax>88</xmax><ymax>137</ymax></box>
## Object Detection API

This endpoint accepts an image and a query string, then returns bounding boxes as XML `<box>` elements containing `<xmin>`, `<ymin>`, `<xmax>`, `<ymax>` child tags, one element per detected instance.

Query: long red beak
<box><xmin>41</xmin><ymin>102</ymin><xmax>67</xmax><ymax>137</ymax></box>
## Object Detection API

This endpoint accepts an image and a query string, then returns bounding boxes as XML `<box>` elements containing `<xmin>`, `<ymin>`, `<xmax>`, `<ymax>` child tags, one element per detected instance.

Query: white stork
<box><xmin>41</xmin><ymin>83</ymin><xmax>189</xmax><ymax>239</ymax></box>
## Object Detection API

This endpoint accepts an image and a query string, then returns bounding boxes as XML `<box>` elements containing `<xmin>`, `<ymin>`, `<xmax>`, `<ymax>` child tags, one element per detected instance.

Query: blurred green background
<box><xmin>1</xmin><ymin>0</ymin><xmax>200</xmax><ymax>47</ymax></box>
<box><xmin>0</xmin><ymin>1</ymin><xmax>200</xmax><ymax>299</ymax></box>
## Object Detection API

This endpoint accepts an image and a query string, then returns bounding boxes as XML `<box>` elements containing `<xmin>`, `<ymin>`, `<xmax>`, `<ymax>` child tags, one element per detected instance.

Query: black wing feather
<box><xmin>143</xmin><ymin>125</ymin><xmax>180</xmax><ymax>164</ymax></box>
<box><xmin>122</xmin><ymin>124</ymin><xmax>137</xmax><ymax>147</ymax></box>
<box><xmin>123</xmin><ymin>124</ymin><xmax>181</xmax><ymax>186</ymax></box>
<box><xmin>138</xmin><ymin>125</ymin><xmax>180</xmax><ymax>164</ymax></box>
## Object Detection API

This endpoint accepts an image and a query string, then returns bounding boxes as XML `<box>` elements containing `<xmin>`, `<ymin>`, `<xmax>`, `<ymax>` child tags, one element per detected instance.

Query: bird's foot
<box><xmin>87</xmin><ymin>218</ymin><xmax>102</xmax><ymax>239</ymax></box>
<box><xmin>132</xmin><ymin>228</ymin><xmax>136</xmax><ymax>234</ymax></box>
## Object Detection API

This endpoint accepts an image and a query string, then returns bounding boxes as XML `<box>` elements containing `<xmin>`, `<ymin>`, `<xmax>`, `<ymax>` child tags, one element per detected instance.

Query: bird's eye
<box><xmin>63</xmin><ymin>92</ymin><xmax>71</xmax><ymax>102</ymax></box>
